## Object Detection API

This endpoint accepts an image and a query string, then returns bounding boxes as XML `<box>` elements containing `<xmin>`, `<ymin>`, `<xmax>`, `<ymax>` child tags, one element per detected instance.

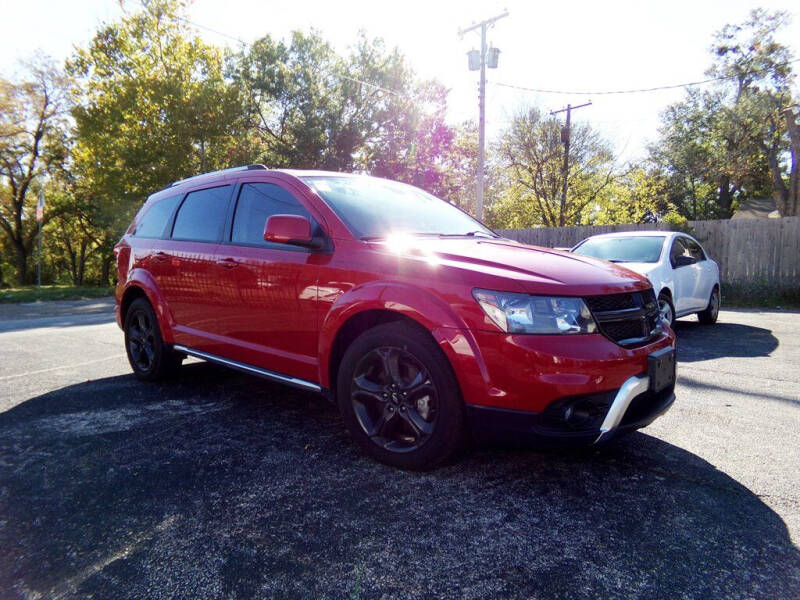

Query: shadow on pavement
<box><xmin>1</xmin><ymin>362</ymin><xmax>798</xmax><ymax>599</ymax></box>
<box><xmin>674</xmin><ymin>319</ymin><xmax>779</xmax><ymax>362</ymax></box>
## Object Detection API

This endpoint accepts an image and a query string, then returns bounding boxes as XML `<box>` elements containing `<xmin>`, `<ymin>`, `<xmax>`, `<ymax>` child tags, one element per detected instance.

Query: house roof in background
<box><xmin>731</xmin><ymin>198</ymin><xmax>780</xmax><ymax>220</ymax></box>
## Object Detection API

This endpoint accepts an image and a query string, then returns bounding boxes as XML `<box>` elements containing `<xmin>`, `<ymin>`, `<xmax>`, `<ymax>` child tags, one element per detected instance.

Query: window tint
<box><xmin>231</xmin><ymin>183</ymin><xmax>311</xmax><ymax>245</ymax></box>
<box><xmin>133</xmin><ymin>195</ymin><xmax>181</xmax><ymax>238</ymax></box>
<box><xmin>685</xmin><ymin>238</ymin><xmax>706</xmax><ymax>261</ymax></box>
<box><xmin>670</xmin><ymin>238</ymin><xmax>693</xmax><ymax>264</ymax></box>
<box><xmin>171</xmin><ymin>186</ymin><xmax>231</xmax><ymax>242</ymax></box>
<box><xmin>301</xmin><ymin>176</ymin><xmax>495</xmax><ymax>240</ymax></box>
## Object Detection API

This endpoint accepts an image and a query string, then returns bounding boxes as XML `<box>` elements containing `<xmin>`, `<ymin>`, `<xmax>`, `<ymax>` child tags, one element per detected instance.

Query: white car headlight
<box><xmin>472</xmin><ymin>289</ymin><xmax>598</xmax><ymax>334</ymax></box>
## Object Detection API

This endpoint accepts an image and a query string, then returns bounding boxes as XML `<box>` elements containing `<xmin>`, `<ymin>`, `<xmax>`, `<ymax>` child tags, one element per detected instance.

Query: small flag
<box><xmin>36</xmin><ymin>190</ymin><xmax>45</xmax><ymax>222</ymax></box>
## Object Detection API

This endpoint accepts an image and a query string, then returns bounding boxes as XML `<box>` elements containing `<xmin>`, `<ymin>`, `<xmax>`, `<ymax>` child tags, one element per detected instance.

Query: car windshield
<box><xmin>573</xmin><ymin>236</ymin><xmax>665</xmax><ymax>263</ymax></box>
<box><xmin>301</xmin><ymin>176</ymin><xmax>496</xmax><ymax>240</ymax></box>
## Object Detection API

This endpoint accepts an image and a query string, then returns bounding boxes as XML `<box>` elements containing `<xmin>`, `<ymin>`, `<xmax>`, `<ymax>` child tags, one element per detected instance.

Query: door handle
<box><xmin>152</xmin><ymin>251</ymin><xmax>169</xmax><ymax>262</ymax></box>
<box><xmin>217</xmin><ymin>257</ymin><xmax>239</xmax><ymax>269</ymax></box>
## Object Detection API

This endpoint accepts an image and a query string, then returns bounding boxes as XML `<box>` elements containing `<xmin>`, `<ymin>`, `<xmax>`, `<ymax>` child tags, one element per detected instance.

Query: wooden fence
<box><xmin>497</xmin><ymin>217</ymin><xmax>800</xmax><ymax>288</ymax></box>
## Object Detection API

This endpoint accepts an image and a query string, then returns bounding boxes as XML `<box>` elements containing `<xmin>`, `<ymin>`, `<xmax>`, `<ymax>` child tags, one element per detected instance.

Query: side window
<box><xmin>669</xmin><ymin>238</ymin><xmax>686</xmax><ymax>264</ymax></box>
<box><xmin>670</xmin><ymin>238</ymin><xmax>689</xmax><ymax>265</ymax></box>
<box><xmin>231</xmin><ymin>183</ymin><xmax>311</xmax><ymax>245</ymax></box>
<box><xmin>133</xmin><ymin>195</ymin><xmax>181</xmax><ymax>238</ymax></box>
<box><xmin>685</xmin><ymin>238</ymin><xmax>706</xmax><ymax>261</ymax></box>
<box><xmin>171</xmin><ymin>186</ymin><xmax>231</xmax><ymax>242</ymax></box>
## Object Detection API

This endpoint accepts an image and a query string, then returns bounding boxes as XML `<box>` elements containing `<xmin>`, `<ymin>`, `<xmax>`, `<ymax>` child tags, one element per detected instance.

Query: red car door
<box><xmin>156</xmin><ymin>184</ymin><xmax>234</xmax><ymax>353</ymax></box>
<box><xmin>211</xmin><ymin>179</ymin><xmax>324</xmax><ymax>383</ymax></box>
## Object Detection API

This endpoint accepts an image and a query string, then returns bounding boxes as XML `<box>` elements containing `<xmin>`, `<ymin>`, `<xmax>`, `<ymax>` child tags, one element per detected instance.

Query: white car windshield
<box><xmin>573</xmin><ymin>236</ymin><xmax>665</xmax><ymax>263</ymax></box>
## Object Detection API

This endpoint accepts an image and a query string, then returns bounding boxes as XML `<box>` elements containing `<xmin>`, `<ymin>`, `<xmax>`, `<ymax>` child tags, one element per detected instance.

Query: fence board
<box><xmin>497</xmin><ymin>217</ymin><xmax>800</xmax><ymax>288</ymax></box>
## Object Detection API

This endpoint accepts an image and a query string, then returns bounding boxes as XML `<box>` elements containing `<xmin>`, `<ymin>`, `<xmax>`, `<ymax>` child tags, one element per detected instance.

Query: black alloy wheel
<box><xmin>124</xmin><ymin>297</ymin><xmax>182</xmax><ymax>381</ymax></box>
<box><xmin>337</xmin><ymin>321</ymin><xmax>467</xmax><ymax>470</ymax></box>
<box><xmin>350</xmin><ymin>346</ymin><xmax>438</xmax><ymax>453</ymax></box>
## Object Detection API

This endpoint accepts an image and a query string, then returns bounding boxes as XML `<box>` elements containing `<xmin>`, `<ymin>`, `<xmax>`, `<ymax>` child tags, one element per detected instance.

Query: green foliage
<box><xmin>651</xmin><ymin>8</ymin><xmax>796</xmax><ymax>219</ymax></box>
<box><xmin>68</xmin><ymin>0</ymin><xmax>244</xmax><ymax>232</ymax></box>
<box><xmin>489</xmin><ymin>107</ymin><xmax>617</xmax><ymax>228</ymax></box>
<box><xmin>0</xmin><ymin>57</ymin><xmax>70</xmax><ymax>285</ymax></box>
<box><xmin>0</xmin><ymin>285</ymin><xmax>112</xmax><ymax>303</ymax></box>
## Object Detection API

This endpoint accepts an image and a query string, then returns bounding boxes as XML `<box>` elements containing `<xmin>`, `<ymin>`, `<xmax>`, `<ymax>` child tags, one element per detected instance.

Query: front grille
<box><xmin>585</xmin><ymin>289</ymin><xmax>660</xmax><ymax>347</ymax></box>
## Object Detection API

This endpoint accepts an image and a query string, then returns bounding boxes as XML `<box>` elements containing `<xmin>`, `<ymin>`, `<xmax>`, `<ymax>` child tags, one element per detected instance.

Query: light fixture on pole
<box><xmin>458</xmin><ymin>10</ymin><xmax>509</xmax><ymax>222</ymax></box>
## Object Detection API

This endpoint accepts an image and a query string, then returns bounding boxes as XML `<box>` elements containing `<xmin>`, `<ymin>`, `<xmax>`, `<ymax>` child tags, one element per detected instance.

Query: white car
<box><xmin>571</xmin><ymin>231</ymin><xmax>721</xmax><ymax>328</ymax></box>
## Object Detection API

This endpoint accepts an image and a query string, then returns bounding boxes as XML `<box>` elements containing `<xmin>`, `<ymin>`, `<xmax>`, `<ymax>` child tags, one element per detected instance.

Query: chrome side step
<box><xmin>173</xmin><ymin>345</ymin><xmax>322</xmax><ymax>392</ymax></box>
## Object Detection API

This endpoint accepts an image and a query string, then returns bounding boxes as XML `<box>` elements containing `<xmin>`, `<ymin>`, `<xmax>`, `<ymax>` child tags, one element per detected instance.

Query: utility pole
<box><xmin>459</xmin><ymin>10</ymin><xmax>508</xmax><ymax>222</ymax></box>
<box><xmin>550</xmin><ymin>101</ymin><xmax>591</xmax><ymax>226</ymax></box>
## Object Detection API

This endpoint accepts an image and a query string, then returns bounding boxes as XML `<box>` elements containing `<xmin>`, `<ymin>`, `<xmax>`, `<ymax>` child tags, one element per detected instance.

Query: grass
<box><xmin>0</xmin><ymin>285</ymin><xmax>114</xmax><ymax>304</ymax></box>
<box><xmin>721</xmin><ymin>283</ymin><xmax>800</xmax><ymax>310</ymax></box>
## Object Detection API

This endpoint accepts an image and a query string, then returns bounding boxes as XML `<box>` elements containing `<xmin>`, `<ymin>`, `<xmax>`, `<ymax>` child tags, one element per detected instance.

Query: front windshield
<box><xmin>301</xmin><ymin>176</ymin><xmax>495</xmax><ymax>240</ymax></box>
<box><xmin>573</xmin><ymin>236</ymin><xmax>665</xmax><ymax>263</ymax></box>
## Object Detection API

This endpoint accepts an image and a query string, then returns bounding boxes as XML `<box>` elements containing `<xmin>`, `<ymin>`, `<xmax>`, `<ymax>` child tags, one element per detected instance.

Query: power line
<box><xmin>488</xmin><ymin>58</ymin><xmax>800</xmax><ymax>96</ymax></box>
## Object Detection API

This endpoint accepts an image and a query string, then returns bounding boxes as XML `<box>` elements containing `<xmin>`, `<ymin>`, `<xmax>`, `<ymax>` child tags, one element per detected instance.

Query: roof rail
<box><xmin>170</xmin><ymin>164</ymin><xmax>268</xmax><ymax>187</ymax></box>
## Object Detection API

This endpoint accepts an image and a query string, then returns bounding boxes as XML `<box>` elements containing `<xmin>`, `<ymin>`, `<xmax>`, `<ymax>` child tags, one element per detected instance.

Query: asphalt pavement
<box><xmin>0</xmin><ymin>298</ymin><xmax>798</xmax><ymax>599</ymax></box>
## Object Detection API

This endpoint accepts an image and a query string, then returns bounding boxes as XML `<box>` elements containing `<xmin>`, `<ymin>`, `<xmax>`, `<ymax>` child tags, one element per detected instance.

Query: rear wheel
<box><xmin>658</xmin><ymin>292</ymin><xmax>676</xmax><ymax>329</ymax></box>
<box><xmin>336</xmin><ymin>321</ymin><xmax>467</xmax><ymax>470</ymax></box>
<box><xmin>124</xmin><ymin>297</ymin><xmax>183</xmax><ymax>381</ymax></box>
<box><xmin>697</xmin><ymin>286</ymin><xmax>720</xmax><ymax>325</ymax></box>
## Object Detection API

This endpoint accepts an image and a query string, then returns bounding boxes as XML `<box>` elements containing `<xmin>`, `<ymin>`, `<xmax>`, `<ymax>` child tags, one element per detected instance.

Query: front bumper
<box><xmin>432</xmin><ymin>325</ymin><xmax>677</xmax><ymax>446</ymax></box>
<box><xmin>466</xmin><ymin>375</ymin><xmax>675</xmax><ymax>446</ymax></box>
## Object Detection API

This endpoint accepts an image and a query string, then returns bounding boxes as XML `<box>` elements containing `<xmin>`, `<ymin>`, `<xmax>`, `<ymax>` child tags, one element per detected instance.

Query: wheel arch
<box><xmin>120</xmin><ymin>271</ymin><xmax>174</xmax><ymax>342</ymax></box>
<box><xmin>318</xmin><ymin>282</ymin><xmax>478</xmax><ymax>400</ymax></box>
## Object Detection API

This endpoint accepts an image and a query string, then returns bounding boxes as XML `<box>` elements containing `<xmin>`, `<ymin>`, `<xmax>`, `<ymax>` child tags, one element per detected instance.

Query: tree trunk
<box><xmin>15</xmin><ymin>244</ymin><xmax>28</xmax><ymax>286</ymax></box>
<box><xmin>717</xmin><ymin>175</ymin><xmax>734</xmax><ymax>218</ymax></box>
<box><xmin>101</xmin><ymin>253</ymin><xmax>114</xmax><ymax>286</ymax></box>
<box><xmin>784</xmin><ymin>107</ymin><xmax>800</xmax><ymax>217</ymax></box>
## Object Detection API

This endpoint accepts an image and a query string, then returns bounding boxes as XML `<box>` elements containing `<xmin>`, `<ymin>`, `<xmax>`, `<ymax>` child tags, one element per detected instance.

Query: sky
<box><xmin>1</xmin><ymin>0</ymin><xmax>798</xmax><ymax>163</ymax></box>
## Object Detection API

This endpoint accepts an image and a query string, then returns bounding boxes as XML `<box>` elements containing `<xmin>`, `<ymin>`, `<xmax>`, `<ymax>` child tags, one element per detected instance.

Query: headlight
<box><xmin>472</xmin><ymin>289</ymin><xmax>598</xmax><ymax>334</ymax></box>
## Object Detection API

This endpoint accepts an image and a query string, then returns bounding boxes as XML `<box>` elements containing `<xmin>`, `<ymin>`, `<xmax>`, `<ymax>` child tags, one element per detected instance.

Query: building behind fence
<box><xmin>497</xmin><ymin>217</ymin><xmax>800</xmax><ymax>289</ymax></box>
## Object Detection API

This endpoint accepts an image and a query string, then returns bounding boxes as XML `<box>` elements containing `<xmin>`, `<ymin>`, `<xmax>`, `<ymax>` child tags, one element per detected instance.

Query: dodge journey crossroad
<box><xmin>115</xmin><ymin>165</ymin><xmax>677</xmax><ymax>469</ymax></box>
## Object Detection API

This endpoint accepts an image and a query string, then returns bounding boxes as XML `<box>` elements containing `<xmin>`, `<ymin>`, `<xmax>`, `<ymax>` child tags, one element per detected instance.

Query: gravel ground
<box><xmin>0</xmin><ymin>299</ymin><xmax>798</xmax><ymax>599</ymax></box>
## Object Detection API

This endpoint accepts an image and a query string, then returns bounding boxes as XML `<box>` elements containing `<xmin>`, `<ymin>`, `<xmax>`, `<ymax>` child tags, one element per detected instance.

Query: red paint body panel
<box><xmin>115</xmin><ymin>168</ymin><xmax>675</xmax><ymax>417</ymax></box>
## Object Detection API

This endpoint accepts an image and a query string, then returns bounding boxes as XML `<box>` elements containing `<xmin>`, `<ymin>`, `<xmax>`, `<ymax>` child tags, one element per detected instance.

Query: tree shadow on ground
<box><xmin>0</xmin><ymin>363</ymin><xmax>798</xmax><ymax>599</ymax></box>
<box><xmin>674</xmin><ymin>319</ymin><xmax>778</xmax><ymax>362</ymax></box>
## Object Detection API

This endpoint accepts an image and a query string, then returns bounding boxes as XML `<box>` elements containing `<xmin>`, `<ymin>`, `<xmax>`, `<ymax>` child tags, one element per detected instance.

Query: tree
<box><xmin>0</xmin><ymin>57</ymin><xmax>69</xmax><ymax>284</ymax></box>
<box><xmin>491</xmin><ymin>107</ymin><xmax>616</xmax><ymax>228</ymax></box>
<box><xmin>230</xmin><ymin>30</ymin><xmax>424</xmax><ymax>172</ymax></box>
<box><xmin>652</xmin><ymin>9</ymin><xmax>796</xmax><ymax>218</ymax></box>
<box><xmin>68</xmin><ymin>0</ymin><xmax>244</xmax><ymax>279</ymax></box>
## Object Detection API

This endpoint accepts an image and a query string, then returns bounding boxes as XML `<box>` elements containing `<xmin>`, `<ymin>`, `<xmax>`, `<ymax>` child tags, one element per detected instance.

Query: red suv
<box><xmin>115</xmin><ymin>165</ymin><xmax>676</xmax><ymax>469</ymax></box>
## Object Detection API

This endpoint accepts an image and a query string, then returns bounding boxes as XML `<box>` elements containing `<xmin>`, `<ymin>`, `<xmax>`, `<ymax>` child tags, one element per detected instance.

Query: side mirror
<box><xmin>673</xmin><ymin>255</ymin><xmax>696</xmax><ymax>268</ymax></box>
<box><xmin>264</xmin><ymin>214</ymin><xmax>320</xmax><ymax>248</ymax></box>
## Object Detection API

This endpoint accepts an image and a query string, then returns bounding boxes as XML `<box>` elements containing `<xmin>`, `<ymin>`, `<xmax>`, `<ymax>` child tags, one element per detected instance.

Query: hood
<box><xmin>374</xmin><ymin>237</ymin><xmax>652</xmax><ymax>296</ymax></box>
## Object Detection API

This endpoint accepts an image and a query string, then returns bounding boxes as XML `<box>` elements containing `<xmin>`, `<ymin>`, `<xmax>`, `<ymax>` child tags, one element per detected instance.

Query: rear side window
<box><xmin>133</xmin><ymin>195</ymin><xmax>181</xmax><ymax>238</ymax></box>
<box><xmin>171</xmin><ymin>186</ymin><xmax>231</xmax><ymax>242</ymax></box>
<box><xmin>685</xmin><ymin>238</ymin><xmax>706</xmax><ymax>261</ymax></box>
<box><xmin>231</xmin><ymin>183</ymin><xmax>311</xmax><ymax>245</ymax></box>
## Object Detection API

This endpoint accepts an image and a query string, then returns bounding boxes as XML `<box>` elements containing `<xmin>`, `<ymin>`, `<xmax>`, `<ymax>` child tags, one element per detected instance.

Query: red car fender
<box><xmin>317</xmin><ymin>281</ymin><xmax>492</xmax><ymax>401</ymax></box>
<box><xmin>120</xmin><ymin>269</ymin><xmax>175</xmax><ymax>343</ymax></box>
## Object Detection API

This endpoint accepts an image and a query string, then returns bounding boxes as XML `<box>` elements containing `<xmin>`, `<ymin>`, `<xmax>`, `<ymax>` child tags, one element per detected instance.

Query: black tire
<box><xmin>658</xmin><ymin>291</ymin><xmax>676</xmax><ymax>330</ymax></box>
<box><xmin>124</xmin><ymin>297</ymin><xmax>183</xmax><ymax>381</ymax></box>
<box><xmin>697</xmin><ymin>286</ymin><xmax>720</xmax><ymax>325</ymax></box>
<box><xmin>336</xmin><ymin>321</ymin><xmax>467</xmax><ymax>470</ymax></box>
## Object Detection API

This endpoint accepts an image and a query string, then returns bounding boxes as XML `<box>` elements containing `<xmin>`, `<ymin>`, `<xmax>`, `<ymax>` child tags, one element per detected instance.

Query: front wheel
<box><xmin>336</xmin><ymin>322</ymin><xmax>467</xmax><ymax>470</ymax></box>
<box><xmin>697</xmin><ymin>286</ymin><xmax>720</xmax><ymax>325</ymax></box>
<box><xmin>124</xmin><ymin>297</ymin><xmax>183</xmax><ymax>381</ymax></box>
<box><xmin>658</xmin><ymin>292</ymin><xmax>676</xmax><ymax>330</ymax></box>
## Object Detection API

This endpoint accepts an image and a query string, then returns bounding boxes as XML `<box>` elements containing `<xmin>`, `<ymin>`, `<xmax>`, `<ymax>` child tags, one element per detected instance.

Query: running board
<box><xmin>173</xmin><ymin>345</ymin><xmax>322</xmax><ymax>392</ymax></box>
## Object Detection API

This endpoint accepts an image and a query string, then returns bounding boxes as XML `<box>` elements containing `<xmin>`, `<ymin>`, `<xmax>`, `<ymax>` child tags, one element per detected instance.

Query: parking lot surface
<box><xmin>0</xmin><ymin>299</ymin><xmax>798</xmax><ymax>599</ymax></box>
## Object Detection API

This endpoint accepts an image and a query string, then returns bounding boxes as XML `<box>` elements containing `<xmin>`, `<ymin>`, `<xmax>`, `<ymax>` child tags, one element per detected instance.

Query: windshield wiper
<box><xmin>438</xmin><ymin>230</ymin><xmax>498</xmax><ymax>239</ymax></box>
